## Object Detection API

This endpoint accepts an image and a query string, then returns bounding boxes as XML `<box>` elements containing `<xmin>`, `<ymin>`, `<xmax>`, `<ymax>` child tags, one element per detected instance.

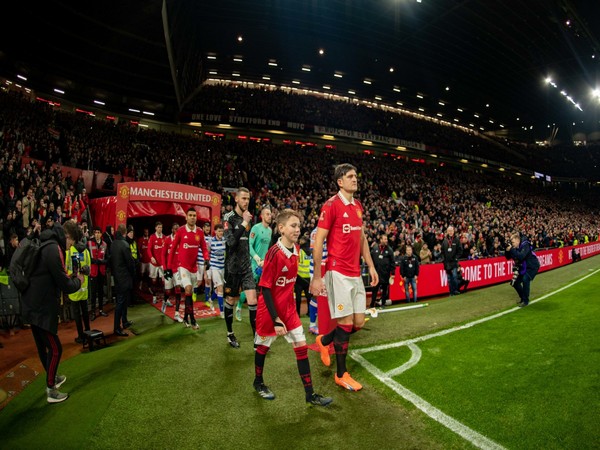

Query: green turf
<box><xmin>0</xmin><ymin>256</ymin><xmax>598</xmax><ymax>449</ymax></box>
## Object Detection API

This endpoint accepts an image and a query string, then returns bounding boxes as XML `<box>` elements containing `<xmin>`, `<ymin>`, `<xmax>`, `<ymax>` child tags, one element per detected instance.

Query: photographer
<box><xmin>66</xmin><ymin>229</ymin><xmax>92</xmax><ymax>344</ymax></box>
<box><xmin>505</xmin><ymin>232</ymin><xmax>540</xmax><ymax>307</ymax></box>
<box><xmin>442</xmin><ymin>226</ymin><xmax>462</xmax><ymax>296</ymax></box>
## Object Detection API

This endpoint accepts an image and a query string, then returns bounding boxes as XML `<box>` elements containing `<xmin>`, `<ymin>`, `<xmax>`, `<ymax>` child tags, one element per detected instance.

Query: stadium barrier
<box><xmin>389</xmin><ymin>241</ymin><xmax>600</xmax><ymax>300</ymax></box>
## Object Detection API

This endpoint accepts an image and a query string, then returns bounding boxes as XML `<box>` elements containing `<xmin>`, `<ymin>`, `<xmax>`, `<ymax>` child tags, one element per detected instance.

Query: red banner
<box><xmin>114</xmin><ymin>182</ymin><xmax>221</xmax><ymax>231</ymax></box>
<box><xmin>389</xmin><ymin>242</ymin><xmax>600</xmax><ymax>300</ymax></box>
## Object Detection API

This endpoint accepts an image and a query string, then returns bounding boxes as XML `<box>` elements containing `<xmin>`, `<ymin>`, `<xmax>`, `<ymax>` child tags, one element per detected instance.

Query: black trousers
<box><xmin>294</xmin><ymin>276</ymin><xmax>311</xmax><ymax>315</ymax></box>
<box><xmin>89</xmin><ymin>274</ymin><xmax>106</xmax><ymax>312</ymax></box>
<box><xmin>371</xmin><ymin>281</ymin><xmax>390</xmax><ymax>307</ymax></box>
<box><xmin>114</xmin><ymin>287</ymin><xmax>131</xmax><ymax>331</ymax></box>
<box><xmin>31</xmin><ymin>325</ymin><xmax>62</xmax><ymax>388</ymax></box>
<box><xmin>70</xmin><ymin>299</ymin><xmax>90</xmax><ymax>339</ymax></box>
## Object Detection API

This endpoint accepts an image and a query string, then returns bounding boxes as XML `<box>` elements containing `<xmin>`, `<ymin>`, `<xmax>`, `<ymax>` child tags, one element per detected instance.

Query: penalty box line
<box><xmin>349</xmin><ymin>267</ymin><xmax>600</xmax><ymax>450</ymax></box>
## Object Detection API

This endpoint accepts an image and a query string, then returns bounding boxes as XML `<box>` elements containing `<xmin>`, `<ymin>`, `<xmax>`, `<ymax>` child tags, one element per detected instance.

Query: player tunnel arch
<box><xmin>88</xmin><ymin>181</ymin><xmax>222</xmax><ymax>233</ymax></box>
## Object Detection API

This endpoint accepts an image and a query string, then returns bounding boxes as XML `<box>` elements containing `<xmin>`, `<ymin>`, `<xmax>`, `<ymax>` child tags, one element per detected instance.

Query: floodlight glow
<box><xmin>438</xmin><ymin>101</ymin><xmax>445</xmax><ymax>106</ymax></box>
<box><xmin>207</xmin><ymin>55</ymin><xmax>216</xmax><ymax>60</ymax></box>
<box><xmin>292</xmin><ymin>80</ymin><xmax>300</xmax><ymax>84</ymax></box>
<box><xmin>334</xmin><ymin>73</ymin><xmax>343</xmax><ymax>78</ymax></box>
<box><xmin>237</xmin><ymin>36</ymin><xmax>243</xmax><ymax>42</ymax></box>
<box><xmin>375</xmin><ymin>96</ymin><xmax>382</xmax><ymax>100</ymax></box>
<box><xmin>319</xmin><ymin>49</ymin><xmax>324</xmax><ymax>55</ymax></box>
<box><xmin>129</xmin><ymin>108</ymin><xmax>140</xmax><ymax>113</ymax></box>
<box><xmin>94</xmin><ymin>100</ymin><xmax>105</xmax><ymax>106</ymax></box>
<box><xmin>54</xmin><ymin>88</ymin><xmax>64</xmax><ymax>94</ymax></box>
<box><xmin>416</xmin><ymin>94</ymin><xmax>423</xmax><ymax>98</ymax></box>
<box><xmin>457</xmin><ymin>108</ymin><xmax>463</xmax><ymax>112</ymax></box>
<box><xmin>302</xmin><ymin>67</ymin><xmax>311</xmax><ymax>72</ymax></box>
<box><xmin>268</xmin><ymin>61</ymin><xmax>277</xmax><ymax>66</ymax></box>
<box><xmin>262</xmin><ymin>76</ymin><xmax>270</xmax><ymax>80</ymax></box>
<box><xmin>17</xmin><ymin>74</ymin><xmax>27</xmax><ymax>81</ymax></box>
<box><xmin>323</xmin><ymin>85</ymin><xmax>331</xmax><ymax>90</ymax></box>
<box><xmin>363</xmin><ymin>79</ymin><xmax>372</xmax><ymax>84</ymax></box>
<box><xmin>393</xmin><ymin>87</ymin><xmax>400</xmax><ymax>92</ymax></box>
<box><xmin>545</xmin><ymin>77</ymin><xmax>552</xmax><ymax>84</ymax></box>
<box><xmin>348</xmin><ymin>90</ymin><xmax>356</xmax><ymax>94</ymax></box>
<box><xmin>389</xmin><ymin>67</ymin><xmax>394</xmax><ymax>72</ymax></box>
<box><xmin>233</xmin><ymin>58</ymin><xmax>243</xmax><ymax>62</ymax></box>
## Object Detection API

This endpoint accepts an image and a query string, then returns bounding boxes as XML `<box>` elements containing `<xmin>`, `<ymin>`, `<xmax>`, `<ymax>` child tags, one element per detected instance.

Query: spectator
<box><xmin>20</xmin><ymin>221</ymin><xmax>83</xmax><ymax>403</ymax></box>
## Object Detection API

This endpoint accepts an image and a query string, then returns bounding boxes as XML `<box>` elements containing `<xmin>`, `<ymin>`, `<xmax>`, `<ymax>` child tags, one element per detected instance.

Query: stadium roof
<box><xmin>1</xmin><ymin>0</ymin><xmax>599</xmax><ymax>140</ymax></box>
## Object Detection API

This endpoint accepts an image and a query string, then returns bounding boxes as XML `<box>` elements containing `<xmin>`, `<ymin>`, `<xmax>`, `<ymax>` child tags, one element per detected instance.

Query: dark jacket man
<box><xmin>110</xmin><ymin>224</ymin><xmax>135</xmax><ymax>335</ymax></box>
<box><xmin>369</xmin><ymin>235</ymin><xmax>396</xmax><ymax>307</ymax></box>
<box><xmin>21</xmin><ymin>223</ymin><xmax>81</xmax><ymax>334</ymax></box>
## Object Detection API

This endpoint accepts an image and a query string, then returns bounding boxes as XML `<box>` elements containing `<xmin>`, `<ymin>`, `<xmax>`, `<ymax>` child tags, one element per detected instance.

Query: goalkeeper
<box><xmin>235</xmin><ymin>206</ymin><xmax>273</xmax><ymax>321</ymax></box>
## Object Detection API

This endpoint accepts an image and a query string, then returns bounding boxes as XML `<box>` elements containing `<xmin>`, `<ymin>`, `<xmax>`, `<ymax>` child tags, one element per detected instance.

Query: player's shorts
<box><xmin>164</xmin><ymin>269</ymin><xmax>182</xmax><ymax>290</ymax></box>
<box><xmin>209</xmin><ymin>268</ymin><xmax>225</xmax><ymax>287</ymax></box>
<box><xmin>149</xmin><ymin>264</ymin><xmax>164</xmax><ymax>280</ymax></box>
<box><xmin>139</xmin><ymin>262</ymin><xmax>150</xmax><ymax>275</ymax></box>
<box><xmin>254</xmin><ymin>325</ymin><xmax>306</xmax><ymax>347</ymax></box>
<box><xmin>178</xmin><ymin>267</ymin><xmax>199</xmax><ymax>289</ymax></box>
<box><xmin>224</xmin><ymin>269</ymin><xmax>256</xmax><ymax>298</ymax></box>
<box><xmin>197</xmin><ymin>264</ymin><xmax>205</xmax><ymax>280</ymax></box>
<box><xmin>325</xmin><ymin>270</ymin><xmax>366</xmax><ymax>318</ymax></box>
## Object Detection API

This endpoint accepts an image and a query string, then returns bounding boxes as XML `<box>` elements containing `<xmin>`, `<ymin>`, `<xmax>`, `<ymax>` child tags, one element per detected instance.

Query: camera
<box><xmin>71</xmin><ymin>254</ymin><xmax>80</xmax><ymax>275</ymax></box>
<box><xmin>510</xmin><ymin>263</ymin><xmax>520</xmax><ymax>286</ymax></box>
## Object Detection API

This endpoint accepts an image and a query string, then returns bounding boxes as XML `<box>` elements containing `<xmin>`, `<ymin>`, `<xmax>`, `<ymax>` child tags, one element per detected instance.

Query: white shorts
<box><xmin>164</xmin><ymin>270</ymin><xmax>182</xmax><ymax>290</ymax></box>
<box><xmin>254</xmin><ymin>325</ymin><xmax>306</xmax><ymax>347</ymax></box>
<box><xmin>325</xmin><ymin>270</ymin><xmax>366</xmax><ymax>318</ymax></box>
<box><xmin>198</xmin><ymin>264</ymin><xmax>205</xmax><ymax>280</ymax></box>
<box><xmin>149</xmin><ymin>264</ymin><xmax>164</xmax><ymax>280</ymax></box>
<box><xmin>139</xmin><ymin>262</ymin><xmax>150</xmax><ymax>275</ymax></box>
<box><xmin>209</xmin><ymin>268</ymin><xmax>225</xmax><ymax>287</ymax></box>
<box><xmin>178</xmin><ymin>267</ymin><xmax>198</xmax><ymax>289</ymax></box>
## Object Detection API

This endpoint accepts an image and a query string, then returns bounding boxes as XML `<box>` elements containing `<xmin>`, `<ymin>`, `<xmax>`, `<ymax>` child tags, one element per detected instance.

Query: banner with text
<box><xmin>389</xmin><ymin>242</ymin><xmax>600</xmax><ymax>300</ymax></box>
<box><xmin>314</xmin><ymin>126</ymin><xmax>425</xmax><ymax>150</ymax></box>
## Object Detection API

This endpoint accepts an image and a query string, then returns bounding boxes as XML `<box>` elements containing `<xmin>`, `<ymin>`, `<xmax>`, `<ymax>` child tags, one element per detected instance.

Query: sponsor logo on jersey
<box><xmin>275</xmin><ymin>276</ymin><xmax>297</xmax><ymax>287</ymax></box>
<box><xmin>342</xmin><ymin>224</ymin><xmax>362</xmax><ymax>233</ymax></box>
<box><xmin>183</xmin><ymin>243</ymin><xmax>199</xmax><ymax>249</ymax></box>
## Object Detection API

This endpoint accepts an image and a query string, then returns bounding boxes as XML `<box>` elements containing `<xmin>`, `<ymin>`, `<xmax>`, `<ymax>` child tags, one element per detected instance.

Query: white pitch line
<box><xmin>350</xmin><ymin>267</ymin><xmax>600</xmax><ymax>450</ymax></box>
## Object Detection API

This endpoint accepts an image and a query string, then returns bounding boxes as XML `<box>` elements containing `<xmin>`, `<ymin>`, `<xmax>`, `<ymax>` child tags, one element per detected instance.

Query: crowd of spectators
<box><xmin>1</xmin><ymin>88</ymin><xmax>598</xmax><ymax>272</ymax></box>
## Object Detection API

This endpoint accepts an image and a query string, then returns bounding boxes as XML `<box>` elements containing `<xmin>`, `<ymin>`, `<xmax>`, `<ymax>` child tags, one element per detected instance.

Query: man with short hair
<box><xmin>310</xmin><ymin>163</ymin><xmax>379</xmax><ymax>391</ymax></box>
<box><xmin>442</xmin><ymin>226</ymin><xmax>462</xmax><ymax>296</ymax></box>
<box><xmin>223</xmin><ymin>187</ymin><xmax>257</xmax><ymax>348</ymax></box>
<box><xmin>88</xmin><ymin>226</ymin><xmax>108</xmax><ymax>320</ymax></box>
<box><xmin>111</xmin><ymin>224</ymin><xmax>135</xmax><ymax>336</ymax></box>
<box><xmin>20</xmin><ymin>221</ymin><xmax>84</xmax><ymax>403</ymax></box>
<box><xmin>236</xmin><ymin>206</ymin><xmax>272</xmax><ymax>321</ymax></box>
<box><xmin>166</xmin><ymin>208</ymin><xmax>209</xmax><ymax>330</ymax></box>
<box><xmin>147</xmin><ymin>221</ymin><xmax>166</xmax><ymax>302</ymax></box>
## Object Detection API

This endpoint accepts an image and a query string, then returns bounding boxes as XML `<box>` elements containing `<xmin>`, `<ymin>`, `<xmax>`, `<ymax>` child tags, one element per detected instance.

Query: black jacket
<box><xmin>110</xmin><ymin>233</ymin><xmax>135</xmax><ymax>292</ymax></box>
<box><xmin>370</xmin><ymin>244</ymin><xmax>396</xmax><ymax>280</ymax></box>
<box><xmin>20</xmin><ymin>223</ymin><xmax>81</xmax><ymax>334</ymax></box>
<box><xmin>399</xmin><ymin>254</ymin><xmax>420</xmax><ymax>278</ymax></box>
<box><xmin>506</xmin><ymin>237</ymin><xmax>540</xmax><ymax>279</ymax></box>
<box><xmin>441</xmin><ymin>235</ymin><xmax>461</xmax><ymax>271</ymax></box>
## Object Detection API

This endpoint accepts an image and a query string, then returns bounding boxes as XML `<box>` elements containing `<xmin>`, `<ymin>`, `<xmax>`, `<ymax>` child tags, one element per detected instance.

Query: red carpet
<box><xmin>137</xmin><ymin>289</ymin><xmax>221</xmax><ymax>320</ymax></box>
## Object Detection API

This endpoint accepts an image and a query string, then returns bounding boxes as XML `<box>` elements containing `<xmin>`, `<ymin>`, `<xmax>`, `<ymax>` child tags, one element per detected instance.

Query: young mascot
<box><xmin>253</xmin><ymin>209</ymin><xmax>333</xmax><ymax>407</ymax></box>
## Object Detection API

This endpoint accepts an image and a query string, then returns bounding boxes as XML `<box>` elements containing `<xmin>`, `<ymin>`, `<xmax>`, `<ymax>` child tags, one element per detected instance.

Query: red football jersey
<box><xmin>163</xmin><ymin>234</ymin><xmax>179</xmax><ymax>271</ymax></box>
<box><xmin>147</xmin><ymin>233</ymin><xmax>165</xmax><ymax>267</ymax></box>
<box><xmin>256</xmin><ymin>240</ymin><xmax>301</xmax><ymax>337</ymax></box>
<box><xmin>137</xmin><ymin>236</ymin><xmax>150</xmax><ymax>263</ymax></box>
<box><xmin>318</xmin><ymin>191</ymin><xmax>364</xmax><ymax>277</ymax></box>
<box><xmin>168</xmin><ymin>225</ymin><xmax>208</xmax><ymax>273</ymax></box>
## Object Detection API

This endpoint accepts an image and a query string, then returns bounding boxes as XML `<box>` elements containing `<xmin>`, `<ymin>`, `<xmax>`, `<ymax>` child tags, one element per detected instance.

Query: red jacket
<box><xmin>88</xmin><ymin>238</ymin><xmax>108</xmax><ymax>277</ymax></box>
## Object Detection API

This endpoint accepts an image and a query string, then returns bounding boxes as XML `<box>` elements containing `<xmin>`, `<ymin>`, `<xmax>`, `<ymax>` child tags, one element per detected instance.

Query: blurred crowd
<box><xmin>1</xmin><ymin>88</ymin><xmax>598</xmax><ymax>271</ymax></box>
